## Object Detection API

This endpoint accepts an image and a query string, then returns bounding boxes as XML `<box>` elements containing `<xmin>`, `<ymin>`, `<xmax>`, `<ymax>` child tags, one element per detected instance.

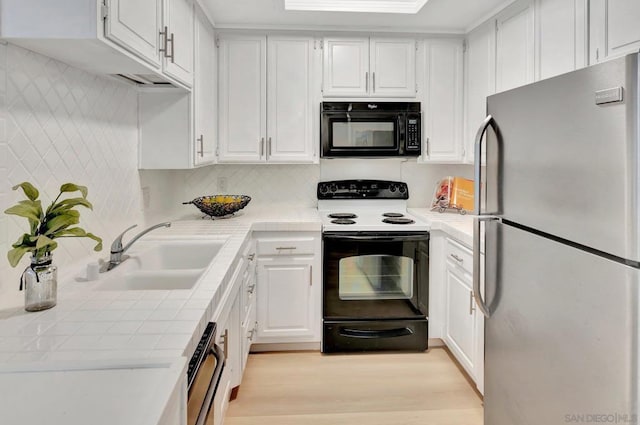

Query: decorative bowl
<box><xmin>183</xmin><ymin>195</ymin><xmax>251</xmax><ymax>218</ymax></box>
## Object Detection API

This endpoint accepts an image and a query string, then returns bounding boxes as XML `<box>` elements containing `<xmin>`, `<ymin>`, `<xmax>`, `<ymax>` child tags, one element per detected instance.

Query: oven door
<box><xmin>321</xmin><ymin>111</ymin><xmax>401</xmax><ymax>157</ymax></box>
<box><xmin>187</xmin><ymin>340</ymin><xmax>225</xmax><ymax>425</ymax></box>
<box><xmin>322</xmin><ymin>232</ymin><xmax>429</xmax><ymax>320</ymax></box>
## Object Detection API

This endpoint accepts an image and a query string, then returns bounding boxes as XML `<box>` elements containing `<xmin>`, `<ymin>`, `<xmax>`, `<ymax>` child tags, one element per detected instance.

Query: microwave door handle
<box><xmin>194</xmin><ymin>344</ymin><xmax>226</xmax><ymax>425</ymax></box>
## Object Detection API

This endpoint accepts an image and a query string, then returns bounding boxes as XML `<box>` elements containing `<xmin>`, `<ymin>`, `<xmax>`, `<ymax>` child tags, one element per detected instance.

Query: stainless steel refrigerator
<box><xmin>473</xmin><ymin>52</ymin><xmax>640</xmax><ymax>424</ymax></box>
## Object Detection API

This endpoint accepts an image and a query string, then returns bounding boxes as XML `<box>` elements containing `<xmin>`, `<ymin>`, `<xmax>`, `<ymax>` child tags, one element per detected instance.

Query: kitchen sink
<box><xmin>95</xmin><ymin>237</ymin><xmax>229</xmax><ymax>291</ymax></box>
<box><xmin>96</xmin><ymin>269</ymin><xmax>203</xmax><ymax>291</ymax></box>
<box><xmin>131</xmin><ymin>239</ymin><xmax>227</xmax><ymax>270</ymax></box>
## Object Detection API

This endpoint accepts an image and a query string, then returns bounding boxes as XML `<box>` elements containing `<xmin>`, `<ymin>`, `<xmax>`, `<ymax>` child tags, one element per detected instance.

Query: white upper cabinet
<box><xmin>370</xmin><ymin>38</ymin><xmax>417</xmax><ymax>97</ymax></box>
<box><xmin>107</xmin><ymin>0</ymin><xmax>194</xmax><ymax>87</ymax></box>
<box><xmin>105</xmin><ymin>0</ymin><xmax>163</xmax><ymax>68</ymax></box>
<box><xmin>322</xmin><ymin>38</ymin><xmax>369</xmax><ymax>97</ymax></box>
<box><xmin>464</xmin><ymin>20</ymin><xmax>496</xmax><ymax>164</ymax></box>
<box><xmin>0</xmin><ymin>0</ymin><xmax>194</xmax><ymax>87</ymax></box>
<box><xmin>193</xmin><ymin>7</ymin><xmax>217</xmax><ymax>166</ymax></box>
<box><xmin>323</xmin><ymin>37</ymin><xmax>417</xmax><ymax>98</ymax></box>
<box><xmin>535</xmin><ymin>0</ymin><xmax>587</xmax><ymax>80</ymax></box>
<box><xmin>162</xmin><ymin>0</ymin><xmax>195</xmax><ymax>86</ymax></box>
<box><xmin>590</xmin><ymin>0</ymin><xmax>640</xmax><ymax>64</ymax></box>
<box><xmin>218</xmin><ymin>34</ymin><xmax>267</xmax><ymax>163</ymax></box>
<box><xmin>495</xmin><ymin>1</ymin><xmax>535</xmax><ymax>93</ymax></box>
<box><xmin>218</xmin><ymin>34</ymin><xmax>318</xmax><ymax>164</ymax></box>
<box><xmin>266</xmin><ymin>36</ymin><xmax>317</xmax><ymax>163</ymax></box>
<box><xmin>138</xmin><ymin>5</ymin><xmax>214</xmax><ymax>170</ymax></box>
<box><xmin>421</xmin><ymin>39</ymin><xmax>464</xmax><ymax>163</ymax></box>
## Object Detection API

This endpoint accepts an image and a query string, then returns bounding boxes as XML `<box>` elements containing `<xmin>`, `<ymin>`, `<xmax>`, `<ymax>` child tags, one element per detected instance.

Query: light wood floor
<box><xmin>225</xmin><ymin>347</ymin><xmax>484</xmax><ymax>425</ymax></box>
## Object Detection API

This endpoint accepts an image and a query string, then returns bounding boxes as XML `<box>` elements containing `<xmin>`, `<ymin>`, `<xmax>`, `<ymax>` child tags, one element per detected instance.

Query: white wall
<box><xmin>0</xmin><ymin>44</ymin><xmax>144</xmax><ymax>309</ymax></box>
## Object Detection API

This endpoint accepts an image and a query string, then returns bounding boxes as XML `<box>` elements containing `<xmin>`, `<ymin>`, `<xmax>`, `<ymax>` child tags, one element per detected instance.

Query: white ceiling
<box><xmin>203</xmin><ymin>0</ymin><xmax>513</xmax><ymax>33</ymax></box>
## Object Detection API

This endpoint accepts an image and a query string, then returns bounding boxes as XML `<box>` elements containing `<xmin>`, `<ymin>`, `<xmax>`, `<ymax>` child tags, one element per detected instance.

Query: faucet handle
<box><xmin>111</xmin><ymin>224</ymin><xmax>138</xmax><ymax>253</ymax></box>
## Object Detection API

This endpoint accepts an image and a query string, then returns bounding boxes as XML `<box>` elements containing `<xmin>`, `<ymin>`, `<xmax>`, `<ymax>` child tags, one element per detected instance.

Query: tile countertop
<box><xmin>0</xmin><ymin>204</ymin><xmax>475</xmax><ymax>424</ymax></box>
<box><xmin>0</xmin><ymin>205</ymin><xmax>322</xmax><ymax>366</ymax></box>
<box><xmin>409</xmin><ymin>208</ymin><xmax>475</xmax><ymax>247</ymax></box>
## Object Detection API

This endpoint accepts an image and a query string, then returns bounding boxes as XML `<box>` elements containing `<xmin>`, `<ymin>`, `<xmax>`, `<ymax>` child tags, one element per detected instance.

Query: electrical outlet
<box><xmin>218</xmin><ymin>177</ymin><xmax>228</xmax><ymax>192</ymax></box>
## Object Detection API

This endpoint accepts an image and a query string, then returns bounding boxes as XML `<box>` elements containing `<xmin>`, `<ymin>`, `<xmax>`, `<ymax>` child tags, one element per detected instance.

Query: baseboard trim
<box><xmin>428</xmin><ymin>337</ymin><xmax>445</xmax><ymax>347</ymax></box>
<box><xmin>250</xmin><ymin>342</ymin><xmax>321</xmax><ymax>352</ymax></box>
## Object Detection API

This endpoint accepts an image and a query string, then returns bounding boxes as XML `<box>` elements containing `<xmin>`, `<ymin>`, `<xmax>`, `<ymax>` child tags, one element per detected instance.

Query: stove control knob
<box><xmin>399</xmin><ymin>185</ymin><xmax>407</xmax><ymax>194</ymax></box>
<box><xmin>319</xmin><ymin>184</ymin><xmax>329</xmax><ymax>194</ymax></box>
<box><xmin>389</xmin><ymin>184</ymin><xmax>397</xmax><ymax>193</ymax></box>
<box><xmin>330</xmin><ymin>184</ymin><xmax>338</xmax><ymax>193</ymax></box>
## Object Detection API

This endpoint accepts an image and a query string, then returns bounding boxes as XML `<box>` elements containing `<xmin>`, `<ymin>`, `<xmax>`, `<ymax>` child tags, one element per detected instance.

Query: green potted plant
<box><xmin>4</xmin><ymin>182</ymin><xmax>102</xmax><ymax>312</ymax></box>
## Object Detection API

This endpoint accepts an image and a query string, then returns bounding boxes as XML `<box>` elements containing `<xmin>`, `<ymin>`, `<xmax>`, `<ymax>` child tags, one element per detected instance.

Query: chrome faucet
<box><xmin>103</xmin><ymin>222</ymin><xmax>172</xmax><ymax>271</ymax></box>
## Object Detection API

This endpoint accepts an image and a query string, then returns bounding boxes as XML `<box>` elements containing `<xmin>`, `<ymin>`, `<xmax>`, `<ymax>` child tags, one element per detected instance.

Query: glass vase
<box><xmin>22</xmin><ymin>253</ymin><xmax>57</xmax><ymax>312</ymax></box>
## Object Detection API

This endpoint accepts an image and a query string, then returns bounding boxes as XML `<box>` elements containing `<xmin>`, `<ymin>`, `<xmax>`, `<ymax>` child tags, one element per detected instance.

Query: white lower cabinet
<box><xmin>254</xmin><ymin>232</ymin><xmax>321</xmax><ymax>344</ymax></box>
<box><xmin>444</xmin><ymin>261</ymin><xmax>476</xmax><ymax>372</ymax></box>
<box><xmin>214</xmin><ymin>291</ymin><xmax>240</xmax><ymax>425</ymax></box>
<box><xmin>240</xmin><ymin>242</ymin><xmax>258</xmax><ymax>369</ymax></box>
<box><xmin>430</xmin><ymin>232</ymin><xmax>484</xmax><ymax>394</ymax></box>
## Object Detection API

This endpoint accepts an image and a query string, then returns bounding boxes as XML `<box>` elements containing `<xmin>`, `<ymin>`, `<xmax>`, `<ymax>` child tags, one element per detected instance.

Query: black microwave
<box><xmin>320</xmin><ymin>102</ymin><xmax>421</xmax><ymax>158</ymax></box>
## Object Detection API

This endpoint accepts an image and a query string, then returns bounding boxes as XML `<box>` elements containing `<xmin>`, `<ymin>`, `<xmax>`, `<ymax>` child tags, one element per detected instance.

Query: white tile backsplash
<box><xmin>165</xmin><ymin>160</ymin><xmax>473</xmax><ymax>213</ymax></box>
<box><xmin>0</xmin><ymin>44</ymin><xmax>144</xmax><ymax>310</ymax></box>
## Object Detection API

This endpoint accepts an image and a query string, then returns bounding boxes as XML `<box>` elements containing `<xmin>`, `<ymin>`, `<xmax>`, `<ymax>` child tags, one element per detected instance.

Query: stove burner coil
<box><xmin>382</xmin><ymin>217</ymin><xmax>415</xmax><ymax>225</ymax></box>
<box><xmin>382</xmin><ymin>212</ymin><xmax>404</xmax><ymax>218</ymax></box>
<box><xmin>331</xmin><ymin>219</ymin><xmax>356</xmax><ymax>225</ymax></box>
<box><xmin>328</xmin><ymin>213</ymin><xmax>358</xmax><ymax>219</ymax></box>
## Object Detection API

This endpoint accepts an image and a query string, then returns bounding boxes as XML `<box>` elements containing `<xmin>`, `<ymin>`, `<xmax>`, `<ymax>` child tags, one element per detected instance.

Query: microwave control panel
<box><xmin>405</xmin><ymin>114</ymin><xmax>420</xmax><ymax>151</ymax></box>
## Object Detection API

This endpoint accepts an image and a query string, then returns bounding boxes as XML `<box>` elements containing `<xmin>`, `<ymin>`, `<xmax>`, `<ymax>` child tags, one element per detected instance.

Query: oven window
<box><xmin>338</xmin><ymin>255</ymin><xmax>414</xmax><ymax>300</ymax></box>
<box><xmin>332</xmin><ymin>122</ymin><xmax>395</xmax><ymax>148</ymax></box>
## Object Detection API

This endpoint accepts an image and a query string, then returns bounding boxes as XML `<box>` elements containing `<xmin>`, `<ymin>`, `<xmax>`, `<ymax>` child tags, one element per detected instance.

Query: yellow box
<box><xmin>450</xmin><ymin>177</ymin><xmax>474</xmax><ymax>212</ymax></box>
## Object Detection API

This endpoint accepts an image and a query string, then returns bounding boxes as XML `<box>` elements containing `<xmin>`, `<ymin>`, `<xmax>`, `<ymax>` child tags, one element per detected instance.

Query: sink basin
<box><xmin>94</xmin><ymin>237</ymin><xmax>228</xmax><ymax>291</ymax></box>
<box><xmin>131</xmin><ymin>239</ymin><xmax>226</xmax><ymax>270</ymax></box>
<box><xmin>96</xmin><ymin>270</ymin><xmax>202</xmax><ymax>291</ymax></box>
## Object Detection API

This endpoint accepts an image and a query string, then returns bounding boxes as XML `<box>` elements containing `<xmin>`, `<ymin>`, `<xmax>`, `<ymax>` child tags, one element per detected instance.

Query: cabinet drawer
<box><xmin>446</xmin><ymin>237</ymin><xmax>473</xmax><ymax>274</ymax></box>
<box><xmin>257</xmin><ymin>238</ymin><xmax>316</xmax><ymax>256</ymax></box>
<box><xmin>242</xmin><ymin>268</ymin><xmax>256</xmax><ymax>318</ymax></box>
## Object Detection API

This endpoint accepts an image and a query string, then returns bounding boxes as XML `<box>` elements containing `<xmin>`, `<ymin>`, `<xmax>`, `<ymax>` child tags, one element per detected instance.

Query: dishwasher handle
<box><xmin>194</xmin><ymin>344</ymin><xmax>225</xmax><ymax>425</ymax></box>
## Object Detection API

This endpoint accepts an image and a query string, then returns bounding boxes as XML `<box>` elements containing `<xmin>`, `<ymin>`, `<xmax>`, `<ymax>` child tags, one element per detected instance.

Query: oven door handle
<box><xmin>323</xmin><ymin>234</ymin><xmax>427</xmax><ymax>242</ymax></box>
<box><xmin>339</xmin><ymin>327</ymin><xmax>414</xmax><ymax>339</ymax></box>
<box><xmin>195</xmin><ymin>344</ymin><xmax>226</xmax><ymax>425</ymax></box>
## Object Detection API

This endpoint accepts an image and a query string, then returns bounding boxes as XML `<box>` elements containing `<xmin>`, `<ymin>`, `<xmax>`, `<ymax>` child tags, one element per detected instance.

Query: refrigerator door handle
<box><xmin>473</xmin><ymin>216</ymin><xmax>497</xmax><ymax>318</ymax></box>
<box><xmin>474</xmin><ymin>115</ymin><xmax>495</xmax><ymax>215</ymax></box>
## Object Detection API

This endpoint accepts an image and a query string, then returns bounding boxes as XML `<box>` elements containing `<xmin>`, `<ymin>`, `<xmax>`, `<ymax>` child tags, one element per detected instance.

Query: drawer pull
<box><xmin>450</xmin><ymin>253</ymin><xmax>464</xmax><ymax>263</ymax></box>
<box><xmin>276</xmin><ymin>246</ymin><xmax>297</xmax><ymax>250</ymax></box>
<box><xmin>247</xmin><ymin>283</ymin><xmax>256</xmax><ymax>294</ymax></box>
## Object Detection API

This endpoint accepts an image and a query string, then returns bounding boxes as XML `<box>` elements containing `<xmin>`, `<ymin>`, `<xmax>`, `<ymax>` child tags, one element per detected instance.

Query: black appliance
<box><xmin>320</xmin><ymin>102</ymin><xmax>421</xmax><ymax>158</ymax></box>
<box><xmin>318</xmin><ymin>180</ymin><xmax>429</xmax><ymax>353</ymax></box>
